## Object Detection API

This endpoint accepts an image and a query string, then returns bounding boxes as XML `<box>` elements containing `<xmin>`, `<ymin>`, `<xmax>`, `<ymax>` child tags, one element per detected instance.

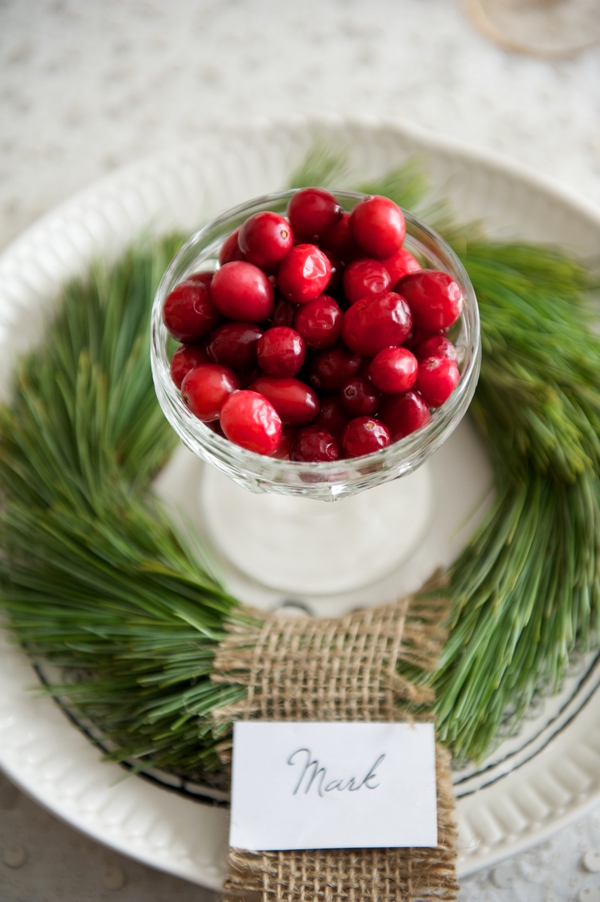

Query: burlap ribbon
<box><xmin>211</xmin><ymin>586</ymin><xmax>459</xmax><ymax>902</ymax></box>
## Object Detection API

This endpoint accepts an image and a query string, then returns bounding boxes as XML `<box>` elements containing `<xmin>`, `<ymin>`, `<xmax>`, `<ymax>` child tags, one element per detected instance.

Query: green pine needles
<box><xmin>0</xmin><ymin>148</ymin><xmax>599</xmax><ymax>777</ymax></box>
<box><xmin>435</xmin><ymin>243</ymin><xmax>600</xmax><ymax>759</ymax></box>
<box><xmin>0</xmin><ymin>240</ymin><xmax>246</xmax><ymax>776</ymax></box>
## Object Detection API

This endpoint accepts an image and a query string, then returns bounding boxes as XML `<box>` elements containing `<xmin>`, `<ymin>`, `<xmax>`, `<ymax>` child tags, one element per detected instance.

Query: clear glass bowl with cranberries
<box><xmin>151</xmin><ymin>189</ymin><xmax>480</xmax><ymax>500</ymax></box>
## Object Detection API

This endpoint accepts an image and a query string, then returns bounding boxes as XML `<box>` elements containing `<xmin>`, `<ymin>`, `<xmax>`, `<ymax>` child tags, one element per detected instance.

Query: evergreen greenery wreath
<box><xmin>0</xmin><ymin>147</ymin><xmax>599</xmax><ymax>780</ymax></box>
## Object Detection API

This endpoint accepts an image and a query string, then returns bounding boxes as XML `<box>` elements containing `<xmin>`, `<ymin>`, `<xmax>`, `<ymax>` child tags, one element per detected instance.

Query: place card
<box><xmin>229</xmin><ymin>721</ymin><xmax>438</xmax><ymax>851</ymax></box>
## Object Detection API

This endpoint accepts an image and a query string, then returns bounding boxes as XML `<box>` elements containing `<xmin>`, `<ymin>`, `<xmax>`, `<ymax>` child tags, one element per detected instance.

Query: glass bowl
<box><xmin>151</xmin><ymin>189</ymin><xmax>480</xmax><ymax>503</ymax></box>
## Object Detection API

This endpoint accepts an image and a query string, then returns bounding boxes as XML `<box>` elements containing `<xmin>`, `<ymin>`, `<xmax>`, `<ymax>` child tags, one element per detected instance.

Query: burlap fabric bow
<box><xmin>211</xmin><ymin>583</ymin><xmax>459</xmax><ymax>902</ymax></box>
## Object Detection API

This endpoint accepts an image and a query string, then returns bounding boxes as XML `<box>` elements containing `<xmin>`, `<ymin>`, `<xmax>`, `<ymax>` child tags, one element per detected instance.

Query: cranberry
<box><xmin>219</xmin><ymin>228</ymin><xmax>245</xmax><ymax>265</ymax></box>
<box><xmin>170</xmin><ymin>344</ymin><xmax>209</xmax><ymax>389</ymax></box>
<box><xmin>321</xmin><ymin>212</ymin><xmax>361</xmax><ymax>264</ymax></box>
<box><xmin>220</xmin><ymin>390</ymin><xmax>282</xmax><ymax>455</ymax></box>
<box><xmin>381</xmin><ymin>248</ymin><xmax>421</xmax><ymax>285</ymax></box>
<box><xmin>404</xmin><ymin>326</ymin><xmax>444</xmax><ymax>351</ymax></box>
<box><xmin>416</xmin><ymin>356</ymin><xmax>460</xmax><ymax>407</ymax></box>
<box><xmin>294</xmin><ymin>294</ymin><xmax>343</xmax><ymax>350</ymax></box>
<box><xmin>277</xmin><ymin>244</ymin><xmax>331</xmax><ymax>304</ymax></box>
<box><xmin>238</xmin><ymin>211</ymin><xmax>294</xmax><ymax>272</ymax></box>
<box><xmin>290</xmin><ymin>425</ymin><xmax>340</xmax><ymax>462</ymax></box>
<box><xmin>340</xmin><ymin>375</ymin><xmax>380</xmax><ymax>417</ymax></box>
<box><xmin>341</xmin><ymin>417</ymin><xmax>391</xmax><ymax>458</ymax></box>
<box><xmin>181</xmin><ymin>364</ymin><xmax>240</xmax><ymax>422</ymax></box>
<box><xmin>379</xmin><ymin>391</ymin><xmax>431</xmax><ymax>441</ymax></box>
<box><xmin>288</xmin><ymin>188</ymin><xmax>343</xmax><ymax>240</ymax></box>
<box><xmin>186</xmin><ymin>270</ymin><xmax>215</xmax><ymax>288</ymax></box>
<box><xmin>343</xmin><ymin>258</ymin><xmax>392</xmax><ymax>304</ymax></box>
<box><xmin>249</xmin><ymin>375</ymin><xmax>319</xmax><ymax>426</ymax></box>
<box><xmin>272</xmin><ymin>296</ymin><xmax>297</xmax><ymax>328</ymax></box>
<box><xmin>398</xmin><ymin>270</ymin><xmax>463</xmax><ymax>330</ymax></box>
<box><xmin>206</xmin><ymin>322</ymin><xmax>263</xmax><ymax>370</ymax></box>
<box><xmin>415</xmin><ymin>335</ymin><xmax>458</xmax><ymax>362</ymax></box>
<box><xmin>341</xmin><ymin>291</ymin><xmax>412</xmax><ymax>357</ymax></box>
<box><xmin>307</xmin><ymin>344</ymin><xmax>363</xmax><ymax>392</ymax></box>
<box><xmin>163</xmin><ymin>280</ymin><xmax>221</xmax><ymax>343</ymax></box>
<box><xmin>271</xmin><ymin>425</ymin><xmax>296</xmax><ymax>460</ymax></box>
<box><xmin>314</xmin><ymin>395</ymin><xmax>350</xmax><ymax>437</ymax></box>
<box><xmin>210</xmin><ymin>261</ymin><xmax>274</xmax><ymax>322</ymax></box>
<box><xmin>369</xmin><ymin>347</ymin><xmax>418</xmax><ymax>394</ymax></box>
<box><xmin>349</xmin><ymin>196</ymin><xmax>406</xmax><ymax>259</ymax></box>
<box><xmin>257</xmin><ymin>327</ymin><xmax>305</xmax><ymax>377</ymax></box>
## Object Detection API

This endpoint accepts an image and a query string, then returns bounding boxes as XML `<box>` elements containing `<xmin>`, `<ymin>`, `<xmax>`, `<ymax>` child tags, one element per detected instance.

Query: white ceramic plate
<box><xmin>1</xmin><ymin>116</ymin><xmax>600</xmax><ymax>889</ymax></box>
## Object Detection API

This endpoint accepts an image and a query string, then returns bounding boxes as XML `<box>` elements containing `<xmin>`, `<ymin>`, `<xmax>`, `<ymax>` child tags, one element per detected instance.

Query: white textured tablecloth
<box><xmin>2</xmin><ymin>1</ymin><xmax>600</xmax><ymax>899</ymax></box>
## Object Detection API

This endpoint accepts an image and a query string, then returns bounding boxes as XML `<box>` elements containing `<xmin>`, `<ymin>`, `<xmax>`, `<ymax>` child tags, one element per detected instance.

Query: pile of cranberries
<box><xmin>163</xmin><ymin>189</ymin><xmax>463</xmax><ymax>462</ymax></box>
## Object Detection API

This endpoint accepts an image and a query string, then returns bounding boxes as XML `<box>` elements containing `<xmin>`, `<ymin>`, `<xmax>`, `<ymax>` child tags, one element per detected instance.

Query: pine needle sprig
<box><xmin>287</xmin><ymin>139</ymin><xmax>349</xmax><ymax>190</ymax></box>
<box><xmin>431</xmin><ymin>243</ymin><xmax>600</xmax><ymax>760</ymax></box>
<box><xmin>0</xmin><ymin>240</ymin><xmax>245</xmax><ymax>775</ymax></box>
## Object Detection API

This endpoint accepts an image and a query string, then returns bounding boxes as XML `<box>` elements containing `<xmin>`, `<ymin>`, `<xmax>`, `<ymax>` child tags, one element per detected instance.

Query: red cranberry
<box><xmin>210</xmin><ymin>261</ymin><xmax>274</xmax><ymax>322</ymax></box>
<box><xmin>219</xmin><ymin>228</ymin><xmax>245</xmax><ymax>265</ymax></box>
<box><xmin>368</xmin><ymin>347</ymin><xmax>418</xmax><ymax>394</ymax></box>
<box><xmin>404</xmin><ymin>326</ymin><xmax>444</xmax><ymax>351</ymax></box>
<box><xmin>416</xmin><ymin>356</ymin><xmax>460</xmax><ymax>407</ymax></box>
<box><xmin>163</xmin><ymin>280</ymin><xmax>221</xmax><ymax>343</ymax></box>
<box><xmin>288</xmin><ymin>188</ymin><xmax>343</xmax><ymax>240</ymax></box>
<box><xmin>415</xmin><ymin>335</ymin><xmax>458</xmax><ymax>362</ymax></box>
<box><xmin>314</xmin><ymin>395</ymin><xmax>350</xmax><ymax>437</ymax></box>
<box><xmin>398</xmin><ymin>270</ymin><xmax>463</xmax><ymax>330</ymax></box>
<box><xmin>341</xmin><ymin>417</ymin><xmax>391</xmax><ymax>458</ymax></box>
<box><xmin>272</xmin><ymin>296</ymin><xmax>297</xmax><ymax>328</ymax></box>
<box><xmin>321</xmin><ymin>213</ymin><xmax>360</xmax><ymax>263</ymax></box>
<box><xmin>220</xmin><ymin>390</ymin><xmax>282</xmax><ymax>455</ymax></box>
<box><xmin>249</xmin><ymin>375</ymin><xmax>319</xmax><ymax>426</ymax></box>
<box><xmin>238</xmin><ymin>211</ymin><xmax>294</xmax><ymax>272</ymax></box>
<box><xmin>206</xmin><ymin>322</ymin><xmax>263</xmax><ymax>370</ymax></box>
<box><xmin>379</xmin><ymin>391</ymin><xmax>431</xmax><ymax>441</ymax></box>
<box><xmin>186</xmin><ymin>270</ymin><xmax>214</xmax><ymax>288</ymax></box>
<box><xmin>271</xmin><ymin>425</ymin><xmax>296</xmax><ymax>460</ymax></box>
<box><xmin>341</xmin><ymin>291</ymin><xmax>412</xmax><ymax>357</ymax></box>
<box><xmin>307</xmin><ymin>344</ymin><xmax>363</xmax><ymax>392</ymax></box>
<box><xmin>181</xmin><ymin>364</ymin><xmax>240</xmax><ymax>422</ymax></box>
<box><xmin>290</xmin><ymin>425</ymin><xmax>340</xmax><ymax>462</ymax></box>
<box><xmin>343</xmin><ymin>258</ymin><xmax>392</xmax><ymax>304</ymax></box>
<box><xmin>381</xmin><ymin>248</ymin><xmax>421</xmax><ymax>285</ymax></box>
<box><xmin>277</xmin><ymin>244</ymin><xmax>331</xmax><ymax>304</ymax></box>
<box><xmin>349</xmin><ymin>196</ymin><xmax>406</xmax><ymax>259</ymax></box>
<box><xmin>340</xmin><ymin>375</ymin><xmax>380</xmax><ymax>417</ymax></box>
<box><xmin>257</xmin><ymin>327</ymin><xmax>305</xmax><ymax>377</ymax></box>
<box><xmin>170</xmin><ymin>344</ymin><xmax>209</xmax><ymax>389</ymax></box>
<box><xmin>294</xmin><ymin>295</ymin><xmax>342</xmax><ymax>350</ymax></box>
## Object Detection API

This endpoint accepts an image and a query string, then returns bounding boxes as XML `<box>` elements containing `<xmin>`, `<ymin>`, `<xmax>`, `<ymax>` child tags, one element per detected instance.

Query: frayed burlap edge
<box><xmin>211</xmin><ymin>576</ymin><xmax>459</xmax><ymax>902</ymax></box>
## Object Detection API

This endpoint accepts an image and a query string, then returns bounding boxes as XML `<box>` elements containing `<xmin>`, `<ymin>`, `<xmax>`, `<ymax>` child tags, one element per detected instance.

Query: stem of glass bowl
<box><xmin>199</xmin><ymin>462</ymin><xmax>434</xmax><ymax>595</ymax></box>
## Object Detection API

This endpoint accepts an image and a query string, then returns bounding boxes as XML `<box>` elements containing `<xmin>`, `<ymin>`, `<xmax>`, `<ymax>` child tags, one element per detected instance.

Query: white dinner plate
<box><xmin>1</xmin><ymin>115</ymin><xmax>600</xmax><ymax>889</ymax></box>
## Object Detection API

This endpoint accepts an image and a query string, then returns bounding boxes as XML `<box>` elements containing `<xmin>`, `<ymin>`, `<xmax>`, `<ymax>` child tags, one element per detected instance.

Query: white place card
<box><xmin>229</xmin><ymin>721</ymin><xmax>438</xmax><ymax>851</ymax></box>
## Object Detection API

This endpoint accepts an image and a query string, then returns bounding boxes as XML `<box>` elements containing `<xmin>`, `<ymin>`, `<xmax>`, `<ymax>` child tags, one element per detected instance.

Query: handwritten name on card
<box><xmin>229</xmin><ymin>722</ymin><xmax>438</xmax><ymax>851</ymax></box>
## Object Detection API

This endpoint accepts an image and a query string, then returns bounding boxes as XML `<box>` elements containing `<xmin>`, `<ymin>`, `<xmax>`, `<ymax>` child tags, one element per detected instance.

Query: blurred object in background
<box><xmin>463</xmin><ymin>0</ymin><xmax>600</xmax><ymax>55</ymax></box>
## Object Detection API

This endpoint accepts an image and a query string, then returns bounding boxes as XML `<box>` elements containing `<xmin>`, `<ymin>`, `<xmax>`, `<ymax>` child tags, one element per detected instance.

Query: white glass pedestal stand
<box><xmin>200</xmin><ymin>464</ymin><xmax>434</xmax><ymax>596</ymax></box>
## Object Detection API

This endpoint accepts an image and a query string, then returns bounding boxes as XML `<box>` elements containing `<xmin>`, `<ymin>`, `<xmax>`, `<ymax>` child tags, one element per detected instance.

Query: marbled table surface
<box><xmin>2</xmin><ymin>1</ymin><xmax>600</xmax><ymax>899</ymax></box>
